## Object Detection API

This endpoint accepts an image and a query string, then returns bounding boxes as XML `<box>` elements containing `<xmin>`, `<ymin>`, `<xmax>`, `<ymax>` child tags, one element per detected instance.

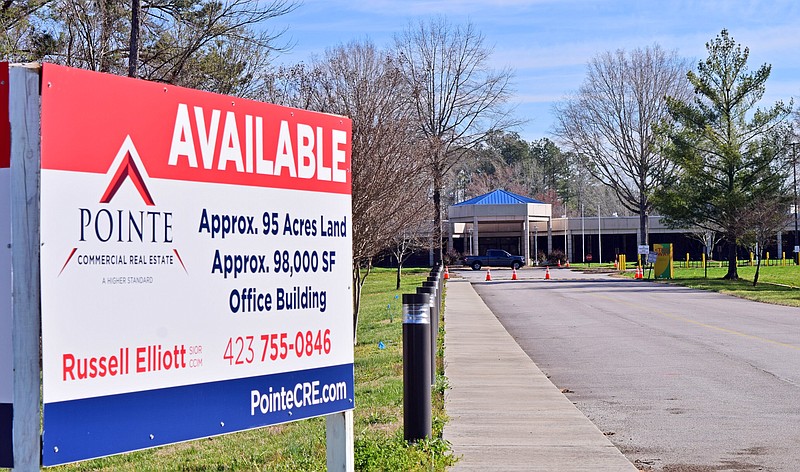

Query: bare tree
<box><xmin>11</xmin><ymin>0</ymin><xmax>296</xmax><ymax>96</ymax></box>
<box><xmin>57</xmin><ymin>0</ymin><xmax>129</xmax><ymax>72</ymax></box>
<box><xmin>735</xmin><ymin>196</ymin><xmax>792</xmax><ymax>286</ymax></box>
<box><xmin>389</xmin><ymin>215</ymin><xmax>433</xmax><ymax>290</ymax></box>
<box><xmin>555</xmin><ymin>45</ymin><xmax>691</xmax><ymax>245</ymax></box>
<box><xmin>136</xmin><ymin>0</ymin><xmax>296</xmax><ymax>85</ymax></box>
<box><xmin>395</xmin><ymin>17</ymin><xmax>515</xmax><ymax>264</ymax></box>
<box><xmin>260</xmin><ymin>62</ymin><xmax>320</xmax><ymax>110</ymax></box>
<box><xmin>687</xmin><ymin>227</ymin><xmax>722</xmax><ymax>259</ymax></box>
<box><xmin>301</xmin><ymin>41</ymin><xmax>428</xmax><ymax>342</ymax></box>
<box><xmin>465</xmin><ymin>162</ymin><xmax>529</xmax><ymax>198</ymax></box>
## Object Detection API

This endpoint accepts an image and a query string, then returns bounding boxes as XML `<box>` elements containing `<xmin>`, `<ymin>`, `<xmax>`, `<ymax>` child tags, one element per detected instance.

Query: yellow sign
<box><xmin>653</xmin><ymin>243</ymin><xmax>674</xmax><ymax>279</ymax></box>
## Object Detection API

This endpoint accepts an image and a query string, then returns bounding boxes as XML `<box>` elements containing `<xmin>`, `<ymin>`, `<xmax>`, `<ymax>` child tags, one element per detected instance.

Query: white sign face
<box><xmin>0</xmin><ymin>167</ymin><xmax>11</xmax><ymax>467</ymax></box>
<box><xmin>795</xmin><ymin>245</ymin><xmax>800</xmax><ymax>253</ymax></box>
<box><xmin>0</xmin><ymin>61</ymin><xmax>12</xmax><ymax>468</ymax></box>
<box><xmin>0</xmin><ymin>176</ymin><xmax>8</xmax><ymax>390</ymax></box>
<box><xmin>38</xmin><ymin>64</ymin><xmax>354</xmax><ymax>465</ymax></box>
<box><xmin>638</xmin><ymin>245</ymin><xmax>650</xmax><ymax>255</ymax></box>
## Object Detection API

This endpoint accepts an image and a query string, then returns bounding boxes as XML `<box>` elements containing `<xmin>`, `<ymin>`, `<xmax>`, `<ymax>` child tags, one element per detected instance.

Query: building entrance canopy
<box><xmin>448</xmin><ymin>189</ymin><xmax>552</xmax><ymax>265</ymax></box>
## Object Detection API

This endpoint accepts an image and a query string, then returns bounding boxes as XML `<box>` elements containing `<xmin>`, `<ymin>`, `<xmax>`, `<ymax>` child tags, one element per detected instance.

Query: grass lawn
<box><xmin>612</xmin><ymin>262</ymin><xmax>800</xmax><ymax>308</ymax></box>
<box><xmin>45</xmin><ymin>267</ymin><xmax>454</xmax><ymax>471</ymax></box>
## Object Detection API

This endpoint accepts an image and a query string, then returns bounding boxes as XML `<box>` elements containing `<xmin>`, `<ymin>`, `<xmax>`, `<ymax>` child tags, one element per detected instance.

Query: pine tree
<box><xmin>656</xmin><ymin>30</ymin><xmax>792</xmax><ymax>279</ymax></box>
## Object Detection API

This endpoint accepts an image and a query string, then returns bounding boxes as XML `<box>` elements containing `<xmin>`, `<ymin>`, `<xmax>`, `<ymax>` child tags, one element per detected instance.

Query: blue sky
<box><xmin>270</xmin><ymin>0</ymin><xmax>800</xmax><ymax>141</ymax></box>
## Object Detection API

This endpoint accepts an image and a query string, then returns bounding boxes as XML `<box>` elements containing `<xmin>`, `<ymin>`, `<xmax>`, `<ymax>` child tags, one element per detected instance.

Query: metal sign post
<box><xmin>10</xmin><ymin>63</ymin><xmax>42</xmax><ymax>472</ymax></box>
<box><xmin>0</xmin><ymin>61</ymin><xmax>13</xmax><ymax>470</ymax></box>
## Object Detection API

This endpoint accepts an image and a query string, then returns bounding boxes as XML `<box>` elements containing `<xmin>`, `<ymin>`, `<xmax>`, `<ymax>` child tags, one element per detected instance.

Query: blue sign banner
<box><xmin>0</xmin><ymin>403</ymin><xmax>11</xmax><ymax>467</ymax></box>
<box><xmin>42</xmin><ymin>363</ymin><xmax>354</xmax><ymax>466</ymax></box>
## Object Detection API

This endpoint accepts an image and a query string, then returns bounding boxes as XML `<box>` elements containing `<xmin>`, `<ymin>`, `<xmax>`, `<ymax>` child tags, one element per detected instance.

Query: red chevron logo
<box><xmin>100</xmin><ymin>136</ymin><xmax>154</xmax><ymax>205</ymax></box>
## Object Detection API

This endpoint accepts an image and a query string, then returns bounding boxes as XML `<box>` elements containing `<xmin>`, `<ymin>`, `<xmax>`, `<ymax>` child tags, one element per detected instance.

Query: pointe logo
<box><xmin>100</xmin><ymin>136</ymin><xmax>155</xmax><ymax>206</ymax></box>
<box><xmin>58</xmin><ymin>136</ymin><xmax>186</xmax><ymax>275</ymax></box>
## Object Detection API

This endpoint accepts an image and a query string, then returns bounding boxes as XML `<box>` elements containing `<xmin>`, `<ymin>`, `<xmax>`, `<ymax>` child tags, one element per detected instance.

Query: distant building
<box><xmin>447</xmin><ymin>189</ymin><xmax>798</xmax><ymax>264</ymax></box>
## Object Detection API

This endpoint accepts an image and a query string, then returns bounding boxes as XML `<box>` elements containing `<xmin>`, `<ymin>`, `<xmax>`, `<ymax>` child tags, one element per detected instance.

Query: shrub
<box><xmin>546</xmin><ymin>250</ymin><xmax>567</xmax><ymax>265</ymax></box>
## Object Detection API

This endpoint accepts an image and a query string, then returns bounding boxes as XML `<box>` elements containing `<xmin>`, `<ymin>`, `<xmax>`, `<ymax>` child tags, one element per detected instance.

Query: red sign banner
<box><xmin>40</xmin><ymin>64</ymin><xmax>352</xmax><ymax>194</ymax></box>
<box><xmin>0</xmin><ymin>62</ymin><xmax>9</xmax><ymax>168</ymax></box>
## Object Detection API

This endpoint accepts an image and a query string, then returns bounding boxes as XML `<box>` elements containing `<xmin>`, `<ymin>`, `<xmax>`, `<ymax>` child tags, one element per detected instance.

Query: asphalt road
<box><xmin>454</xmin><ymin>266</ymin><xmax>800</xmax><ymax>472</ymax></box>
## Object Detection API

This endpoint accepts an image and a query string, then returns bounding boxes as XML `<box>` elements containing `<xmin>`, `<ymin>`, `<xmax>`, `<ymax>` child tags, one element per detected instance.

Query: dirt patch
<box><xmin>577</xmin><ymin>268</ymin><xmax>619</xmax><ymax>274</ymax></box>
<box><xmin>734</xmin><ymin>446</ymin><xmax>767</xmax><ymax>456</ymax></box>
<box><xmin>662</xmin><ymin>461</ymin><xmax>763</xmax><ymax>471</ymax></box>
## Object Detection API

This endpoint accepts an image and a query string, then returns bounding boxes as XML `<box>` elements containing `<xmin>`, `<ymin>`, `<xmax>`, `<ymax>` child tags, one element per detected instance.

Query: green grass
<box><xmin>616</xmin><ymin>263</ymin><xmax>800</xmax><ymax>307</ymax></box>
<box><xmin>44</xmin><ymin>268</ymin><xmax>454</xmax><ymax>471</ymax></box>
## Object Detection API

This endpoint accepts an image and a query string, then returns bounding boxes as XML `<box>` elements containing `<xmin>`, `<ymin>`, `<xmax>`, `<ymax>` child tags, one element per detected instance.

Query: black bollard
<box><xmin>423</xmin><ymin>278</ymin><xmax>440</xmax><ymax>370</ymax></box>
<box><xmin>416</xmin><ymin>285</ymin><xmax>438</xmax><ymax>384</ymax></box>
<box><xmin>402</xmin><ymin>293</ymin><xmax>432</xmax><ymax>442</ymax></box>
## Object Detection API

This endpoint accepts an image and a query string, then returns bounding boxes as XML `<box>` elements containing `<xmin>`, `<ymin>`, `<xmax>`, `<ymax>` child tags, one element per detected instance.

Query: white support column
<box><xmin>10</xmin><ymin>64</ymin><xmax>42</xmax><ymax>472</ymax></box>
<box><xmin>326</xmin><ymin>410</ymin><xmax>354</xmax><ymax>472</ymax></box>
<box><xmin>598</xmin><ymin>209</ymin><xmax>602</xmax><ymax>264</ymax></box>
<box><xmin>472</xmin><ymin>216</ymin><xmax>479</xmax><ymax>256</ymax></box>
<box><xmin>523</xmin><ymin>218</ymin><xmax>530</xmax><ymax>265</ymax></box>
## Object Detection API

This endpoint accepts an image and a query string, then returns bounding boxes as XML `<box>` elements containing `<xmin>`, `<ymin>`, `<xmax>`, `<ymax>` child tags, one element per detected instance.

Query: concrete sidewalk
<box><xmin>442</xmin><ymin>278</ymin><xmax>637</xmax><ymax>471</ymax></box>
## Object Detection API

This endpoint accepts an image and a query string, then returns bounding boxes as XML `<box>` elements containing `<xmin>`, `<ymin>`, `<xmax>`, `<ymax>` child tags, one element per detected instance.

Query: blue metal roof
<box><xmin>454</xmin><ymin>189</ymin><xmax>543</xmax><ymax>206</ymax></box>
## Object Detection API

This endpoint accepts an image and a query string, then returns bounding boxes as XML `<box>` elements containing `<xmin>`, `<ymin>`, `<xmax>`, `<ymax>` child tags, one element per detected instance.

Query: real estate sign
<box><xmin>0</xmin><ymin>61</ymin><xmax>12</xmax><ymax>469</ymax></box>
<box><xmin>38</xmin><ymin>64</ymin><xmax>354</xmax><ymax>465</ymax></box>
<box><xmin>653</xmin><ymin>243</ymin><xmax>674</xmax><ymax>279</ymax></box>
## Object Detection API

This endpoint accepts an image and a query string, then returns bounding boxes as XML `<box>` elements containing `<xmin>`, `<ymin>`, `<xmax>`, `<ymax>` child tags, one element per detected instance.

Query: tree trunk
<box><xmin>352</xmin><ymin>266</ymin><xmax>361</xmax><ymax>345</ymax></box>
<box><xmin>395</xmin><ymin>263</ymin><xmax>402</xmax><ymax>290</ymax></box>
<box><xmin>352</xmin><ymin>263</ymin><xmax>372</xmax><ymax>345</ymax></box>
<box><xmin>724</xmin><ymin>240</ymin><xmax>739</xmax><ymax>280</ymax></box>
<box><xmin>128</xmin><ymin>0</ymin><xmax>141</xmax><ymax>78</ymax></box>
<box><xmin>753</xmin><ymin>252</ymin><xmax>761</xmax><ymax>287</ymax></box>
<box><xmin>639</xmin><ymin>209</ymin><xmax>650</xmax><ymax>246</ymax></box>
<box><xmin>638</xmin><ymin>201</ymin><xmax>648</xmax><ymax>247</ymax></box>
<box><xmin>98</xmin><ymin>0</ymin><xmax>114</xmax><ymax>72</ymax></box>
<box><xmin>432</xmin><ymin>172</ymin><xmax>443</xmax><ymax>265</ymax></box>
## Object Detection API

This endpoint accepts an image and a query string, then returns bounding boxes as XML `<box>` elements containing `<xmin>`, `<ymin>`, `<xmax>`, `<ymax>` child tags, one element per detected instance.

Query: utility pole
<box><xmin>598</xmin><ymin>204</ymin><xmax>602</xmax><ymax>265</ymax></box>
<box><xmin>581</xmin><ymin>203</ymin><xmax>585</xmax><ymax>263</ymax></box>
<box><xmin>792</xmin><ymin>142</ymin><xmax>799</xmax><ymax>265</ymax></box>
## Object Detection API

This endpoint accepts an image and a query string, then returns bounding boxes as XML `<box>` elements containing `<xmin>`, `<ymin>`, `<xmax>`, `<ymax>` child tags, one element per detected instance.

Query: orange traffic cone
<box><xmin>444</xmin><ymin>266</ymin><xmax>450</xmax><ymax>280</ymax></box>
<box><xmin>545</xmin><ymin>267</ymin><xmax>551</xmax><ymax>280</ymax></box>
<box><xmin>557</xmin><ymin>260</ymin><xmax>561</xmax><ymax>268</ymax></box>
<box><xmin>614</xmin><ymin>260</ymin><xmax>618</xmax><ymax>270</ymax></box>
<box><xmin>511</xmin><ymin>268</ymin><xmax>518</xmax><ymax>280</ymax></box>
<box><xmin>636</xmin><ymin>266</ymin><xmax>642</xmax><ymax>279</ymax></box>
<box><xmin>485</xmin><ymin>268</ymin><xmax>492</xmax><ymax>281</ymax></box>
<box><xmin>565</xmin><ymin>260</ymin><xmax>570</xmax><ymax>268</ymax></box>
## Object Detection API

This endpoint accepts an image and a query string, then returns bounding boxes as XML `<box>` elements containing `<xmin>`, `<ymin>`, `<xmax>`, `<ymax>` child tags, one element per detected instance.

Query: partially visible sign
<box><xmin>637</xmin><ymin>245</ymin><xmax>649</xmax><ymax>255</ymax></box>
<box><xmin>795</xmin><ymin>245</ymin><xmax>800</xmax><ymax>253</ymax></box>
<box><xmin>38</xmin><ymin>64</ymin><xmax>354</xmax><ymax>465</ymax></box>
<box><xmin>646</xmin><ymin>251</ymin><xmax>658</xmax><ymax>264</ymax></box>
<box><xmin>0</xmin><ymin>61</ymin><xmax>12</xmax><ymax>468</ymax></box>
<box><xmin>0</xmin><ymin>61</ymin><xmax>8</xmax><ymax>167</ymax></box>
